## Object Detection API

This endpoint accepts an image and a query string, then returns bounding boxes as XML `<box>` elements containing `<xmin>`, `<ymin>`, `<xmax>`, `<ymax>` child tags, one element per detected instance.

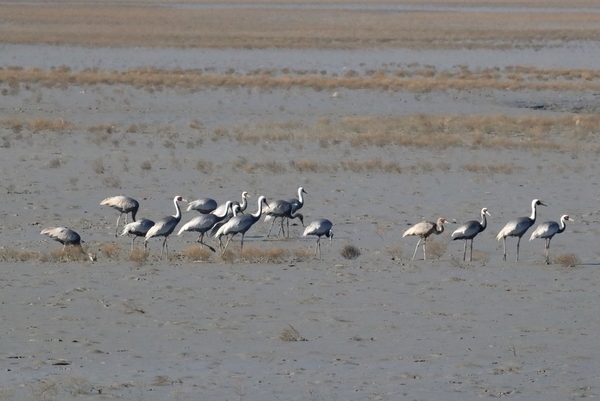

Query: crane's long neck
<box><xmin>480</xmin><ymin>211</ymin><xmax>488</xmax><ymax>230</ymax></box>
<box><xmin>297</xmin><ymin>188</ymin><xmax>305</xmax><ymax>207</ymax></box>
<box><xmin>173</xmin><ymin>197</ymin><xmax>182</xmax><ymax>221</ymax></box>
<box><xmin>530</xmin><ymin>201</ymin><xmax>538</xmax><ymax>221</ymax></box>
<box><xmin>557</xmin><ymin>217</ymin><xmax>567</xmax><ymax>234</ymax></box>
<box><xmin>436</xmin><ymin>221</ymin><xmax>445</xmax><ymax>234</ymax></box>
<box><xmin>251</xmin><ymin>197</ymin><xmax>266</xmax><ymax>219</ymax></box>
<box><xmin>239</xmin><ymin>194</ymin><xmax>248</xmax><ymax>212</ymax></box>
<box><xmin>215</xmin><ymin>201</ymin><xmax>231</xmax><ymax>219</ymax></box>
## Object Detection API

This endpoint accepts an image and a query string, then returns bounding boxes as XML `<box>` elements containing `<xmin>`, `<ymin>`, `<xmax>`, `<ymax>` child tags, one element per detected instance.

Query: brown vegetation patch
<box><xmin>340</xmin><ymin>244</ymin><xmax>361</xmax><ymax>260</ymax></box>
<box><xmin>279</xmin><ymin>324</ymin><xmax>308</xmax><ymax>342</ymax></box>
<box><xmin>554</xmin><ymin>253</ymin><xmax>581</xmax><ymax>267</ymax></box>
<box><xmin>242</xmin><ymin>247</ymin><xmax>289</xmax><ymax>263</ymax></box>
<box><xmin>129</xmin><ymin>248</ymin><xmax>149</xmax><ymax>265</ymax></box>
<box><xmin>0</xmin><ymin>248</ymin><xmax>40</xmax><ymax>262</ymax></box>
<box><xmin>100</xmin><ymin>243</ymin><xmax>121</xmax><ymax>259</ymax></box>
<box><xmin>181</xmin><ymin>246</ymin><xmax>212</xmax><ymax>261</ymax></box>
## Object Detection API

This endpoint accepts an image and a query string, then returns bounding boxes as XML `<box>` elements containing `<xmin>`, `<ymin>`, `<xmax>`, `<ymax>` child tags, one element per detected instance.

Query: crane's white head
<box><xmin>482</xmin><ymin>208</ymin><xmax>491</xmax><ymax>216</ymax></box>
<box><xmin>242</xmin><ymin>191</ymin><xmax>249</xmax><ymax>198</ymax></box>
<box><xmin>563</xmin><ymin>215</ymin><xmax>573</xmax><ymax>222</ymax></box>
<box><xmin>175</xmin><ymin>196</ymin><xmax>186</xmax><ymax>202</ymax></box>
<box><xmin>533</xmin><ymin>199</ymin><xmax>547</xmax><ymax>207</ymax></box>
<box><xmin>299</xmin><ymin>187</ymin><xmax>307</xmax><ymax>195</ymax></box>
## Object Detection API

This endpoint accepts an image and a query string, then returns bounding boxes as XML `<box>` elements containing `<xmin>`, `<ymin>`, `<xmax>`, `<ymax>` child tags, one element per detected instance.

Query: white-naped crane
<box><xmin>186</xmin><ymin>197</ymin><xmax>217</xmax><ymax>214</ymax></box>
<box><xmin>214</xmin><ymin>196</ymin><xmax>268</xmax><ymax>255</ymax></box>
<box><xmin>100</xmin><ymin>195</ymin><xmax>140</xmax><ymax>237</ymax></box>
<box><xmin>212</xmin><ymin>191</ymin><xmax>249</xmax><ymax>217</ymax></box>
<box><xmin>178</xmin><ymin>201</ymin><xmax>233</xmax><ymax>252</ymax></box>
<box><xmin>120</xmin><ymin>219</ymin><xmax>155</xmax><ymax>251</ymax></box>
<box><xmin>144</xmin><ymin>196</ymin><xmax>186</xmax><ymax>259</ymax></box>
<box><xmin>497</xmin><ymin>199</ymin><xmax>546</xmax><ymax>262</ymax></box>
<box><xmin>264</xmin><ymin>187</ymin><xmax>307</xmax><ymax>237</ymax></box>
<box><xmin>302</xmin><ymin>219</ymin><xmax>333</xmax><ymax>259</ymax></box>
<box><xmin>403</xmin><ymin>217</ymin><xmax>447</xmax><ymax>261</ymax></box>
<box><xmin>452</xmin><ymin>208</ymin><xmax>491</xmax><ymax>262</ymax></box>
<box><xmin>529</xmin><ymin>214</ymin><xmax>573</xmax><ymax>264</ymax></box>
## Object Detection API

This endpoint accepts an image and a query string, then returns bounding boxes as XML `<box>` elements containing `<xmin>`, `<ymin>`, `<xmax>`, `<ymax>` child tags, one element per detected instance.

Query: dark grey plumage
<box><xmin>214</xmin><ymin>196</ymin><xmax>268</xmax><ymax>255</ymax></box>
<box><xmin>452</xmin><ymin>208</ymin><xmax>490</xmax><ymax>261</ymax></box>
<box><xmin>529</xmin><ymin>215</ymin><xmax>572</xmax><ymax>264</ymax></box>
<box><xmin>178</xmin><ymin>201</ymin><xmax>232</xmax><ymax>252</ymax></box>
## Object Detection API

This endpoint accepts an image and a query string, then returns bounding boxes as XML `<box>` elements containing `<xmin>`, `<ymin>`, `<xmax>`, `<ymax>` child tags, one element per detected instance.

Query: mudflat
<box><xmin>1</xmin><ymin>1</ymin><xmax>600</xmax><ymax>400</ymax></box>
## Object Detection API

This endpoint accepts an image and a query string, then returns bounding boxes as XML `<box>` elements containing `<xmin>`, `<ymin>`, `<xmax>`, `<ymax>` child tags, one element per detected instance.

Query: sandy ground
<box><xmin>1</xmin><ymin>42</ymin><xmax>600</xmax><ymax>400</ymax></box>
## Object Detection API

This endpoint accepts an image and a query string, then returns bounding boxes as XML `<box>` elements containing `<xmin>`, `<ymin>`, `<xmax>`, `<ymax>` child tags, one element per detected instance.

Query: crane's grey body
<box><xmin>530</xmin><ymin>215</ymin><xmax>572</xmax><ymax>264</ymax></box>
<box><xmin>403</xmin><ymin>217</ymin><xmax>447</xmax><ymax>261</ymax></box>
<box><xmin>265</xmin><ymin>187</ymin><xmax>307</xmax><ymax>237</ymax></box>
<box><xmin>41</xmin><ymin>227</ymin><xmax>82</xmax><ymax>249</ymax></box>
<box><xmin>186</xmin><ymin>198</ymin><xmax>217</xmax><ymax>214</ymax></box>
<box><xmin>178</xmin><ymin>201</ymin><xmax>232</xmax><ymax>252</ymax></box>
<box><xmin>144</xmin><ymin>196</ymin><xmax>185</xmax><ymax>259</ymax></box>
<box><xmin>101</xmin><ymin>195</ymin><xmax>139</xmax><ymax>237</ymax></box>
<box><xmin>302</xmin><ymin>219</ymin><xmax>333</xmax><ymax>259</ymax></box>
<box><xmin>120</xmin><ymin>218</ymin><xmax>155</xmax><ymax>251</ymax></box>
<box><xmin>452</xmin><ymin>208</ymin><xmax>490</xmax><ymax>262</ymax></box>
<box><xmin>212</xmin><ymin>191</ymin><xmax>249</xmax><ymax>217</ymax></box>
<box><xmin>497</xmin><ymin>199</ymin><xmax>546</xmax><ymax>262</ymax></box>
<box><xmin>209</xmin><ymin>204</ymin><xmax>241</xmax><ymax>238</ymax></box>
<box><xmin>214</xmin><ymin>196</ymin><xmax>268</xmax><ymax>255</ymax></box>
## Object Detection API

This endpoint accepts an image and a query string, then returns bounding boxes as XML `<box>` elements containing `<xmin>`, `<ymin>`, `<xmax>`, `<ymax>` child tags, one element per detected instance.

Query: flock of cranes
<box><xmin>40</xmin><ymin>187</ymin><xmax>334</xmax><ymax>260</ymax></box>
<box><xmin>41</xmin><ymin>192</ymin><xmax>571</xmax><ymax>264</ymax></box>
<box><xmin>401</xmin><ymin>198</ymin><xmax>571</xmax><ymax>264</ymax></box>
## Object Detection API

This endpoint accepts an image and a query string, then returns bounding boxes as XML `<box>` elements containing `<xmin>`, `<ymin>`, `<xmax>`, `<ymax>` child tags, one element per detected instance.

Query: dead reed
<box><xmin>426</xmin><ymin>240</ymin><xmax>447</xmax><ymax>260</ymax></box>
<box><xmin>129</xmin><ymin>248</ymin><xmax>149</xmax><ymax>265</ymax></box>
<box><xmin>1</xmin><ymin>2</ymin><xmax>599</xmax><ymax>50</ymax></box>
<box><xmin>100</xmin><ymin>243</ymin><xmax>121</xmax><ymax>259</ymax></box>
<box><xmin>340</xmin><ymin>245</ymin><xmax>361</xmax><ymax>260</ymax></box>
<box><xmin>0</xmin><ymin>248</ymin><xmax>40</xmax><ymax>262</ymax></box>
<box><xmin>181</xmin><ymin>246</ymin><xmax>212</xmax><ymax>261</ymax></box>
<box><xmin>241</xmin><ymin>247</ymin><xmax>289</xmax><ymax>263</ymax></box>
<box><xmin>554</xmin><ymin>253</ymin><xmax>581</xmax><ymax>267</ymax></box>
<box><xmin>279</xmin><ymin>324</ymin><xmax>307</xmax><ymax>342</ymax></box>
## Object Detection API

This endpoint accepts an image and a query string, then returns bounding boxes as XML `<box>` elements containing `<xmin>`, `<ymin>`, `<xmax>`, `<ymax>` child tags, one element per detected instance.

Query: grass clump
<box><xmin>242</xmin><ymin>247</ymin><xmax>289</xmax><ymax>263</ymax></box>
<box><xmin>554</xmin><ymin>253</ymin><xmax>580</xmax><ymax>267</ymax></box>
<box><xmin>181</xmin><ymin>245</ymin><xmax>212</xmax><ymax>261</ymax></box>
<box><xmin>129</xmin><ymin>248</ymin><xmax>149</xmax><ymax>265</ymax></box>
<box><xmin>279</xmin><ymin>324</ymin><xmax>307</xmax><ymax>342</ymax></box>
<box><xmin>100</xmin><ymin>243</ymin><xmax>121</xmax><ymax>259</ymax></box>
<box><xmin>340</xmin><ymin>244</ymin><xmax>361</xmax><ymax>260</ymax></box>
<box><xmin>0</xmin><ymin>248</ymin><xmax>40</xmax><ymax>262</ymax></box>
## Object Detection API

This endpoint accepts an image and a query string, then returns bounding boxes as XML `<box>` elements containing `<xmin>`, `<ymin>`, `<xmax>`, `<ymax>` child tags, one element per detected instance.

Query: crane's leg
<box><xmin>502</xmin><ymin>237</ymin><xmax>507</xmax><ymax>261</ymax></box>
<box><xmin>240</xmin><ymin>233</ymin><xmax>245</xmax><ymax>254</ymax></box>
<box><xmin>222</xmin><ymin>234</ymin><xmax>234</xmax><ymax>255</ymax></box>
<box><xmin>286</xmin><ymin>217</ymin><xmax>290</xmax><ymax>238</ymax></box>
<box><xmin>131</xmin><ymin>236</ymin><xmax>136</xmax><ymax>252</ymax></box>
<box><xmin>545</xmin><ymin>238</ymin><xmax>552</xmax><ymax>264</ymax></box>
<box><xmin>516</xmin><ymin>237</ymin><xmax>521</xmax><ymax>262</ymax></box>
<box><xmin>411</xmin><ymin>238</ymin><xmax>422</xmax><ymax>260</ymax></box>
<box><xmin>469</xmin><ymin>239</ymin><xmax>474</xmax><ymax>262</ymax></box>
<box><xmin>115</xmin><ymin>214</ymin><xmax>122</xmax><ymax>237</ymax></box>
<box><xmin>317</xmin><ymin>238</ymin><xmax>322</xmax><ymax>259</ymax></box>
<box><xmin>267</xmin><ymin>218</ymin><xmax>277</xmax><ymax>237</ymax></box>
<box><xmin>279</xmin><ymin>218</ymin><xmax>286</xmax><ymax>238</ymax></box>
<box><xmin>462</xmin><ymin>240</ymin><xmax>467</xmax><ymax>261</ymax></box>
<box><xmin>423</xmin><ymin>238</ymin><xmax>427</xmax><ymax>261</ymax></box>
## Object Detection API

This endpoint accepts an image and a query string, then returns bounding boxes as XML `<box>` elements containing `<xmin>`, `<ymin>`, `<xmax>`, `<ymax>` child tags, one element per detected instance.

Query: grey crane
<box><xmin>209</xmin><ymin>203</ymin><xmax>241</xmax><ymax>239</ymax></box>
<box><xmin>177</xmin><ymin>201</ymin><xmax>233</xmax><ymax>252</ymax></box>
<box><xmin>40</xmin><ymin>227</ymin><xmax>82</xmax><ymax>250</ymax></box>
<box><xmin>529</xmin><ymin>214</ymin><xmax>573</xmax><ymax>264</ymax></box>
<box><xmin>120</xmin><ymin>219</ymin><xmax>155</xmax><ymax>251</ymax></box>
<box><xmin>496</xmin><ymin>199</ymin><xmax>546</xmax><ymax>262</ymax></box>
<box><xmin>214</xmin><ymin>196</ymin><xmax>268</xmax><ymax>255</ymax></box>
<box><xmin>403</xmin><ymin>217</ymin><xmax>448</xmax><ymax>261</ymax></box>
<box><xmin>144</xmin><ymin>196</ymin><xmax>186</xmax><ymax>259</ymax></box>
<box><xmin>212</xmin><ymin>191</ymin><xmax>249</xmax><ymax>217</ymax></box>
<box><xmin>186</xmin><ymin>197</ymin><xmax>217</xmax><ymax>214</ymax></box>
<box><xmin>263</xmin><ymin>189</ymin><xmax>306</xmax><ymax>238</ymax></box>
<box><xmin>100</xmin><ymin>195</ymin><xmax>139</xmax><ymax>237</ymax></box>
<box><xmin>452</xmin><ymin>208</ymin><xmax>491</xmax><ymax>262</ymax></box>
<box><xmin>302</xmin><ymin>219</ymin><xmax>333</xmax><ymax>259</ymax></box>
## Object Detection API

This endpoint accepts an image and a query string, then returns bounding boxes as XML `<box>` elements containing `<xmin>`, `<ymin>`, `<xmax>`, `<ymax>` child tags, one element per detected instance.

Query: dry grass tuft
<box><xmin>220</xmin><ymin>250</ymin><xmax>236</xmax><ymax>263</ymax></box>
<box><xmin>29</xmin><ymin>118</ymin><xmax>74</xmax><ymax>132</ymax></box>
<box><xmin>554</xmin><ymin>253</ymin><xmax>580</xmax><ymax>267</ymax></box>
<box><xmin>340</xmin><ymin>244</ymin><xmax>361</xmax><ymax>260</ymax></box>
<box><xmin>241</xmin><ymin>247</ymin><xmax>289</xmax><ymax>263</ymax></box>
<box><xmin>426</xmin><ymin>240</ymin><xmax>447</xmax><ymax>260</ymax></box>
<box><xmin>140</xmin><ymin>161</ymin><xmax>152</xmax><ymax>170</ymax></box>
<box><xmin>279</xmin><ymin>324</ymin><xmax>307</xmax><ymax>342</ymax></box>
<box><xmin>388</xmin><ymin>245</ymin><xmax>404</xmax><ymax>260</ymax></box>
<box><xmin>196</xmin><ymin>159</ymin><xmax>213</xmax><ymax>174</ymax></box>
<box><xmin>289</xmin><ymin>159</ymin><xmax>327</xmax><ymax>173</ymax></box>
<box><xmin>293</xmin><ymin>247</ymin><xmax>314</xmax><ymax>261</ymax></box>
<box><xmin>181</xmin><ymin>246</ymin><xmax>212</xmax><ymax>261</ymax></box>
<box><xmin>47</xmin><ymin>246</ymin><xmax>89</xmax><ymax>262</ymax></box>
<box><xmin>47</xmin><ymin>158</ymin><xmax>61</xmax><ymax>168</ymax></box>
<box><xmin>129</xmin><ymin>248</ymin><xmax>149</xmax><ymax>265</ymax></box>
<box><xmin>90</xmin><ymin>158</ymin><xmax>105</xmax><ymax>174</ymax></box>
<box><xmin>0</xmin><ymin>248</ymin><xmax>40</xmax><ymax>262</ymax></box>
<box><xmin>100</xmin><ymin>243</ymin><xmax>121</xmax><ymax>259</ymax></box>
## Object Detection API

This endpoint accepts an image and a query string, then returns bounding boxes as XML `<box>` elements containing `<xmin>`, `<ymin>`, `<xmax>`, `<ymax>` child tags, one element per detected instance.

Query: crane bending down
<box><xmin>403</xmin><ymin>217</ymin><xmax>447</xmax><ymax>261</ymax></box>
<box><xmin>186</xmin><ymin>197</ymin><xmax>217</xmax><ymax>214</ymax></box>
<box><xmin>302</xmin><ymin>219</ymin><xmax>333</xmax><ymax>259</ymax></box>
<box><xmin>496</xmin><ymin>199</ymin><xmax>546</xmax><ymax>262</ymax></box>
<box><xmin>120</xmin><ymin>219</ymin><xmax>155</xmax><ymax>251</ymax></box>
<box><xmin>177</xmin><ymin>201</ymin><xmax>233</xmax><ymax>252</ymax></box>
<box><xmin>144</xmin><ymin>196</ymin><xmax>186</xmax><ymax>259</ymax></box>
<box><xmin>212</xmin><ymin>191</ymin><xmax>249</xmax><ymax>217</ymax></box>
<box><xmin>214</xmin><ymin>196</ymin><xmax>268</xmax><ymax>255</ymax></box>
<box><xmin>452</xmin><ymin>208</ymin><xmax>491</xmax><ymax>262</ymax></box>
<box><xmin>41</xmin><ymin>227</ymin><xmax>82</xmax><ymax>250</ymax></box>
<box><xmin>529</xmin><ymin>214</ymin><xmax>573</xmax><ymax>264</ymax></box>
<box><xmin>100</xmin><ymin>195</ymin><xmax>139</xmax><ymax>237</ymax></box>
